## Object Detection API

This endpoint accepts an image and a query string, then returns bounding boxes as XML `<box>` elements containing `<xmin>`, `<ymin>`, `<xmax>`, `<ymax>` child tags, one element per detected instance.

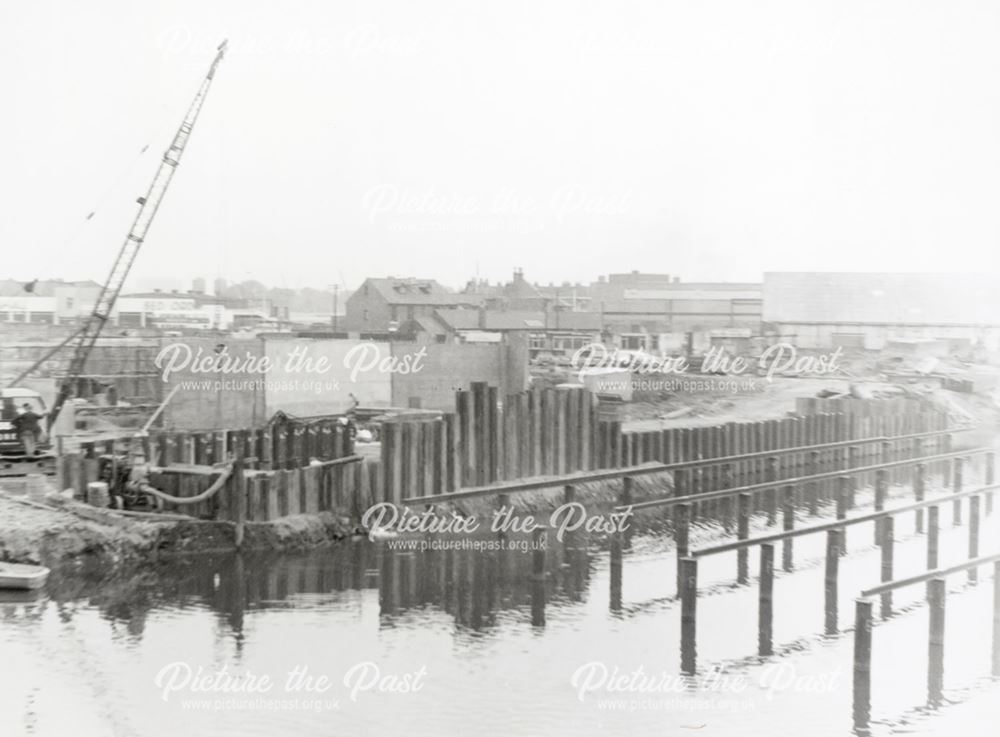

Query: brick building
<box><xmin>344</xmin><ymin>277</ymin><xmax>482</xmax><ymax>332</ymax></box>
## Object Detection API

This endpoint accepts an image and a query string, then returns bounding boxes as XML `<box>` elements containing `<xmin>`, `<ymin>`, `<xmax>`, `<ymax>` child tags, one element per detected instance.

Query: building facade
<box><xmin>590</xmin><ymin>272</ymin><xmax>762</xmax><ymax>351</ymax></box>
<box><xmin>763</xmin><ymin>272</ymin><xmax>1000</xmax><ymax>351</ymax></box>
<box><xmin>432</xmin><ymin>308</ymin><xmax>602</xmax><ymax>359</ymax></box>
<box><xmin>344</xmin><ymin>277</ymin><xmax>482</xmax><ymax>332</ymax></box>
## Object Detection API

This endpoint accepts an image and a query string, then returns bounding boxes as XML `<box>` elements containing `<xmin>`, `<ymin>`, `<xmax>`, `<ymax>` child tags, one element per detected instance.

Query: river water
<box><xmin>2</xmin><ymin>473</ymin><xmax>999</xmax><ymax>737</ymax></box>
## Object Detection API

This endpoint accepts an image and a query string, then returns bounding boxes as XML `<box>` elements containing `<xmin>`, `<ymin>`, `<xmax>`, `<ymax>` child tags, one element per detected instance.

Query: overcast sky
<box><xmin>4</xmin><ymin>1</ymin><xmax>1000</xmax><ymax>292</ymax></box>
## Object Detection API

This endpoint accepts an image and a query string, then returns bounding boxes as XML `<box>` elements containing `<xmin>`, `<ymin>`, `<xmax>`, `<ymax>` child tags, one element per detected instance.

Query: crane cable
<box><xmin>50</xmin><ymin>107</ymin><xmax>175</xmax><ymax>264</ymax></box>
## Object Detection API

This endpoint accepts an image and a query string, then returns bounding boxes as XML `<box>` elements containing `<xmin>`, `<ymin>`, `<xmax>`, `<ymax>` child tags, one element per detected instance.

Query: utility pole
<box><xmin>330</xmin><ymin>284</ymin><xmax>339</xmax><ymax>331</ymax></box>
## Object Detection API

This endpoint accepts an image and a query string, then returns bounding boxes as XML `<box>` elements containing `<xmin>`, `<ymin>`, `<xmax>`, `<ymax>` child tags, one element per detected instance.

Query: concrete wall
<box><xmin>263</xmin><ymin>337</ymin><xmax>393</xmax><ymax>417</ymax></box>
<box><xmin>389</xmin><ymin>337</ymin><xmax>528</xmax><ymax>411</ymax></box>
<box><xmin>152</xmin><ymin>334</ymin><xmax>530</xmax><ymax>427</ymax></box>
<box><xmin>161</xmin><ymin>336</ymin><xmax>267</xmax><ymax>430</ymax></box>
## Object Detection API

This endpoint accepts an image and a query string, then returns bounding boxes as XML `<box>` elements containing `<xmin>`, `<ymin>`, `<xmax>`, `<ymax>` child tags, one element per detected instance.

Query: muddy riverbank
<box><xmin>0</xmin><ymin>469</ymin><xmax>675</xmax><ymax>568</ymax></box>
<box><xmin>0</xmin><ymin>482</ymin><xmax>354</xmax><ymax>567</ymax></box>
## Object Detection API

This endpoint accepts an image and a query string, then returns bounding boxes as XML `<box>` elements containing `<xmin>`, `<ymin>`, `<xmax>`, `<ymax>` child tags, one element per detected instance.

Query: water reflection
<box><xmin>2</xmin><ymin>532</ymin><xmax>599</xmax><ymax>643</ymax></box>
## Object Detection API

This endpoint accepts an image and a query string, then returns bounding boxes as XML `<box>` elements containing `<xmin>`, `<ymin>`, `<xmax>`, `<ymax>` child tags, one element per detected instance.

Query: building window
<box><xmin>362</xmin><ymin>309</ymin><xmax>369</xmax><ymax>322</ymax></box>
<box><xmin>622</xmin><ymin>335</ymin><xmax>646</xmax><ymax>351</ymax></box>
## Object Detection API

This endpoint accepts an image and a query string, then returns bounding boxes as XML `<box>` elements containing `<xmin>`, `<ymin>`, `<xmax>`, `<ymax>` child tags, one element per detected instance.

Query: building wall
<box><xmin>764</xmin><ymin>272</ymin><xmax>1000</xmax><ymax>326</ymax></box>
<box><xmin>343</xmin><ymin>288</ymin><xmax>391</xmax><ymax>332</ymax></box>
<box><xmin>54</xmin><ymin>284</ymin><xmax>102</xmax><ymax>322</ymax></box>
<box><xmin>0</xmin><ymin>296</ymin><xmax>57</xmax><ymax>323</ymax></box>
<box><xmin>389</xmin><ymin>337</ymin><xmax>529</xmax><ymax>411</ymax></box>
<box><xmin>764</xmin><ymin>272</ymin><xmax>1000</xmax><ymax>351</ymax></box>
<box><xmin>598</xmin><ymin>283</ymin><xmax>763</xmax><ymax>337</ymax></box>
<box><xmin>345</xmin><ymin>290</ymin><xmax>464</xmax><ymax>332</ymax></box>
<box><xmin>263</xmin><ymin>338</ymin><xmax>393</xmax><ymax>417</ymax></box>
<box><xmin>772</xmin><ymin>322</ymin><xmax>1000</xmax><ymax>351</ymax></box>
<box><xmin>161</xmin><ymin>336</ymin><xmax>267</xmax><ymax>430</ymax></box>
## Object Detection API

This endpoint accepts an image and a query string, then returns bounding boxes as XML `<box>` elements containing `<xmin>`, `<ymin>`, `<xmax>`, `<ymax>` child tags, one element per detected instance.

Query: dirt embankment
<box><xmin>0</xmin><ymin>480</ymin><xmax>352</xmax><ymax>566</ymax></box>
<box><xmin>431</xmin><ymin>468</ymin><xmax>676</xmax><ymax>539</ymax></box>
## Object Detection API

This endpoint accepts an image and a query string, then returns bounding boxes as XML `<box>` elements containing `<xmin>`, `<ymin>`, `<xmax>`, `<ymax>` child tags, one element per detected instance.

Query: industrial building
<box><xmin>764</xmin><ymin>272</ymin><xmax>1000</xmax><ymax>352</ymax></box>
<box><xmin>590</xmin><ymin>272</ymin><xmax>762</xmax><ymax>351</ymax></box>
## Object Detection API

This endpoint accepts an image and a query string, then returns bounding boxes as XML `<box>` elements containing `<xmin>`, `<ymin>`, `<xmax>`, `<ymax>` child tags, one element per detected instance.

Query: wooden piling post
<box><xmin>620</xmin><ymin>476</ymin><xmax>634</xmax><ymax>551</ymax></box>
<box><xmin>470</xmin><ymin>382</ymin><xmax>487</xmax><ymax>484</ymax></box>
<box><xmin>781</xmin><ymin>485</ymin><xmax>794</xmax><ymax>572</ymax></box>
<box><xmin>880</xmin><ymin>516</ymin><xmax>894</xmax><ymax>619</ymax></box>
<box><xmin>852</xmin><ymin>598</ymin><xmax>874</xmax><ymax>733</ymax></box>
<box><xmin>992</xmin><ymin>561</ymin><xmax>1000</xmax><ymax>677</ymax></box>
<box><xmin>927</xmin><ymin>578</ymin><xmax>946</xmax><ymax>708</ymax></box>
<box><xmin>233</xmin><ymin>454</ymin><xmax>246</xmax><ymax>550</ymax></box>
<box><xmin>986</xmin><ymin>451</ymin><xmax>995</xmax><ymax>516</ymax></box>
<box><xmin>555</xmin><ymin>387</ymin><xmax>567</xmax><ymax>475</ymax></box>
<box><xmin>765</xmin><ymin>456</ymin><xmax>778</xmax><ymax>525</ymax></box>
<box><xmin>879</xmin><ymin>438</ymin><xmax>891</xmax><ymax>470</ymax></box>
<box><xmin>680</xmin><ymin>557</ymin><xmax>698</xmax><ymax>675</ymax></box>
<box><xmin>915</xmin><ymin>462</ymin><xmax>926</xmax><ymax>534</ymax></box>
<box><xmin>674</xmin><ymin>471</ymin><xmax>688</xmax><ymax>523</ymax></box>
<box><xmin>874</xmin><ymin>469</ymin><xmax>887</xmax><ymax>546</ymax></box>
<box><xmin>532</xmin><ymin>526</ymin><xmax>547</xmax><ymax>574</ymax></box>
<box><xmin>927</xmin><ymin>505</ymin><xmax>940</xmax><ymax>570</ymax></box>
<box><xmin>824</xmin><ymin>529</ymin><xmax>841</xmax><ymax>635</ymax></box>
<box><xmin>434</xmin><ymin>418</ymin><xmax>447</xmax><ymax>493</ymax></box>
<box><xmin>807</xmin><ymin>450</ymin><xmax>820</xmax><ymax>516</ymax></box>
<box><xmin>720</xmin><ymin>462</ymin><xmax>734</xmax><ymax>532</ymax></box>
<box><xmin>837</xmin><ymin>476</ymin><xmax>849</xmax><ymax>556</ymax></box>
<box><xmin>387</xmin><ymin>422</ymin><xmax>403</xmax><ymax>504</ymax></box>
<box><xmin>422</xmin><ymin>421</ymin><xmax>435</xmax><ymax>495</ymax></box>
<box><xmin>969</xmin><ymin>495</ymin><xmax>980</xmax><ymax>584</ymax></box>
<box><xmin>610</xmin><ymin>525</ymin><xmax>622</xmax><ymax>612</ymax></box>
<box><xmin>496</xmin><ymin>492</ymin><xmax>509</xmax><ymax>543</ymax></box>
<box><xmin>675</xmin><ymin>503</ymin><xmax>690</xmax><ymax>595</ymax></box>
<box><xmin>446</xmin><ymin>413</ymin><xmax>460</xmax><ymax>491</ymax></box>
<box><xmin>737</xmin><ymin>492</ymin><xmax>751</xmax><ymax>584</ymax></box>
<box><xmin>758</xmin><ymin>543</ymin><xmax>775</xmax><ymax>657</ymax></box>
<box><xmin>560</xmin><ymin>485</ymin><xmax>577</xmax><ymax>542</ymax></box>
<box><xmin>953</xmin><ymin>457</ymin><xmax>964</xmax><ymax>526</ymax></box>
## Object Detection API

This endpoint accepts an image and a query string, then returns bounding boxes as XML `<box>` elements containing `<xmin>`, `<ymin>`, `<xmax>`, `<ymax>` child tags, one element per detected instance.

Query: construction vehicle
<box><xmin>0</xmin><ymin>388</ymin><xmax>52</xmax><ymax>477</ymax></box>
<box><xmin>1</xmin><ymin>41</ymin><xmax>228</xmax><ymax>478</ymax></box>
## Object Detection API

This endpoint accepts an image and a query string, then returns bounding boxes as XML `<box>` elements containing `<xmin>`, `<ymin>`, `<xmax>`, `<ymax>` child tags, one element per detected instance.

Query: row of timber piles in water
<box><xmin>378</xmin><ymin>384</ymin><xmax>952</xmax><ymax>505</ymax></box>
<box><xmin>56</xmin><ymin>418</ymin><xmax>367</xmax><ymax>523</ymax></box>
<box><xmin>54</xmin><ymin>384</ymin><xmax>955</xmax><ymax>525</ymax></box>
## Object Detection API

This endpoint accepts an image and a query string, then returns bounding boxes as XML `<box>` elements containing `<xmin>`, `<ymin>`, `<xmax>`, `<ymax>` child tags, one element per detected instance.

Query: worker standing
<box><xmin>345</xmin><ymin>393</ymin><xmax>360</xmax><ymax>440</ymax></box>
<box><xmin>13</xmin><ymin>403</ymin><xmax>40</xmax><ymax>457</ymax></box>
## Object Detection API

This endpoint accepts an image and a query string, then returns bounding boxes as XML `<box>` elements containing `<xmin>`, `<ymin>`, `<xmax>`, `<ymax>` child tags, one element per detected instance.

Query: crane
<box><xmin>44</xmin><ymin>40</ymin><xmax>228</xmax><ymax>429</ymax></box>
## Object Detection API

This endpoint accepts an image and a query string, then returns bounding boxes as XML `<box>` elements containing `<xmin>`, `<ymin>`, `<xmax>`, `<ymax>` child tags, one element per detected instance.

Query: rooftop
<box><xmin>363</xmin><ymin>277</ymin><xmax>483</xmax><ymax>306</ymax></box>
<box><xmin>0</xmin><ymin>279</ymin><xmax>101</xmax><ymax>297</ymax></box>
<box><xmin>434</xmin><ymin>308</ymin><xmax>602</xmax><ymax>332</ymax></box>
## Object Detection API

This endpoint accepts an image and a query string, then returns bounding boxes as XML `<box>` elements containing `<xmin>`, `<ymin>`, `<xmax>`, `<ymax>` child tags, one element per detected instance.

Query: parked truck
<box><xmin>0</xmin><ymin>387</ymin><xmax>56</xmax><ymax>476</ymax></box>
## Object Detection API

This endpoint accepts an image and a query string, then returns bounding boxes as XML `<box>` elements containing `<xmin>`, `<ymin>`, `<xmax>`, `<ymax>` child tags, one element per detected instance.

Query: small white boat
<box><xmin>0</xmin><ymin>563</ymin><xmax>50</xmax><ymax>590</ymax></box>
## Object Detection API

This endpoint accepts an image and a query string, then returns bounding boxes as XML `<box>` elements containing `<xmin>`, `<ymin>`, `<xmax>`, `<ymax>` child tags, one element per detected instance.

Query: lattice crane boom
<box><xmin>48</xmin><ymin>40</ymin><xmax>228</xmax><ymax>427</ymax></box>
